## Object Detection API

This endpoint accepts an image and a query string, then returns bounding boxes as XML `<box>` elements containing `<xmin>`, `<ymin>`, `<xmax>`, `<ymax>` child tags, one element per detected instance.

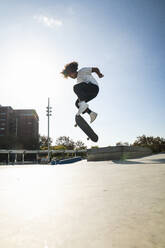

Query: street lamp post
<box><xmin>46</xmin><ymin>98</ymin><xmax>52</xmax><ymax>162</ymax></box>
<box><xmin>15</xmin><ymin>117</ymin><xmax>18</xmax><ymax>163</ymax></box>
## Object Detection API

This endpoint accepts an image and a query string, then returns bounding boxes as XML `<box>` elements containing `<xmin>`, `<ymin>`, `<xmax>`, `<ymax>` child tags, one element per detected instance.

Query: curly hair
<box><xmin>61</xmin><ymin>61</ymin><xmax>78</xmax><ymax>78</ymax></box>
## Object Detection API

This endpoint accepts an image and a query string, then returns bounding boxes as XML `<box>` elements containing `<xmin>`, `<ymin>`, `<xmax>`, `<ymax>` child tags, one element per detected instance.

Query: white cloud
<box><xmin>34</xmin><ymin>15</ymin><xmax>63</xmax><ymax>28</ymax></box>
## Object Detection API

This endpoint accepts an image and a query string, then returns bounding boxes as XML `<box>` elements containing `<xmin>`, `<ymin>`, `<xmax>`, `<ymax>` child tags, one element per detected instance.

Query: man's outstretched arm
<box><xmin>92</xmin><ymin>67</ymin><xmax>104</xmax><ymax>78</ymax></box>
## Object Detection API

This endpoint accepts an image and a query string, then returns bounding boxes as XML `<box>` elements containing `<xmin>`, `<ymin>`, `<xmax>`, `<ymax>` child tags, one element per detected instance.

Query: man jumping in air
<box><xmin>61</xmin><ymin>61</ymin><xmax>104</xmax><ymax>123</ymax></box>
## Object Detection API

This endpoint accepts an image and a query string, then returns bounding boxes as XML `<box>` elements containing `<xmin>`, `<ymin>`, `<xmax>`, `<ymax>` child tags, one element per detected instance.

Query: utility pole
<box><xmin>46</xmin><ymin>98</ymin><xmax>52</xmax><ymax>162</ymax></box>
<box><xmin>15</xmin><ymin>117</ymin><xmax>18</xmax><ymax>163</ymax></box>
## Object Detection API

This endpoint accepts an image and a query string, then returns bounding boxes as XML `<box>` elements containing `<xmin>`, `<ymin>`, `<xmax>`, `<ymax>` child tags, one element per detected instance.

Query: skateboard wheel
<box><xmin>87</xmin><ymin>137</ymin><xmax>90</xmax><ymax>140</ymax></box>
<box><xmin>74</xmin><ymin>123</ymin><xmax>77</xmax><ymax>127</ymax></box>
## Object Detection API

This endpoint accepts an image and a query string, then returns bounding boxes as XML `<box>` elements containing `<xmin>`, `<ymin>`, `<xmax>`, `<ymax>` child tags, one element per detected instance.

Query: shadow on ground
<box><xmin>112</xmin><ymin>160</ymin><xmax>145</xmax><ymax>165</ymax></box>
<box><xmin>112</xmin><ymin>153</ymin><xmax>165</xmax><ymax>165</ymax></box>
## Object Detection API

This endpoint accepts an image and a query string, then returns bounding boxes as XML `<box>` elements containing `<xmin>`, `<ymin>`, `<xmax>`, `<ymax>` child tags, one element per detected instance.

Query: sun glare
<box><xmin>1</xmin><ymin>43</ymin><xmax>69</xmax><ymax>109</ymax></box>
<box><xmin>3</xmin><ymin>44</ymin><xmax>63</xmax><ymax>96</ymax></box>
<box><xmin>8</xmin><ymin>48</ymin><xmax>51</xmax><ymax>83</ymax></box>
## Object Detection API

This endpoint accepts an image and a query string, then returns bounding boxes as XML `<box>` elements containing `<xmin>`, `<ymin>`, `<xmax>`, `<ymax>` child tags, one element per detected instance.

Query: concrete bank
<box><xmin>87</xmin><ymin>145</ymin><xmax>152</xmax><ymax>161</ymax></box>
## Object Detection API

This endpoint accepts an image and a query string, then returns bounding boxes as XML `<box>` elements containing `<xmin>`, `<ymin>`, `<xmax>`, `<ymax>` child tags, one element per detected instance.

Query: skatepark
<box><xmin>0</xmin><ymin>152</ymin><xmax>165</xmax><ymax>248</ymax></box>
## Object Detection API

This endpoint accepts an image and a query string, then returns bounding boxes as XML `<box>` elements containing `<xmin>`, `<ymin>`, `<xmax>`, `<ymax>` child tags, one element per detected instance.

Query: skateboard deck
<box><xmin>75</xmin><ymin>115</ymin><xmax>98</xmax><ymax>142</ymax></box>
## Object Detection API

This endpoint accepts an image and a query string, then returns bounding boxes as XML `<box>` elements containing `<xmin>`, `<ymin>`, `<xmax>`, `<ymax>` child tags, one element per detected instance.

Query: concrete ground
<box><xmin>0</xmin><ymin>153</ymin><xmax>165</xmax><ymax>248</ymax></box>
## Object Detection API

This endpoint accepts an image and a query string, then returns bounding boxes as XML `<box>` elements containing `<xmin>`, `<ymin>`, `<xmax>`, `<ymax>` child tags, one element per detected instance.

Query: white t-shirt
<box><xmin>76</xmin><ymin>67</ymin><xmax>99</xmax><ymax>87</ymax></box>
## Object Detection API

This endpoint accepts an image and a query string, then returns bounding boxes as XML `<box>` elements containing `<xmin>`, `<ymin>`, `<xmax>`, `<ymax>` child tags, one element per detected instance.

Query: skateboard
<box><xmin>75</xmin><ymin>115</ymin><xmax>98</xmax><ymax>142</ymax></box>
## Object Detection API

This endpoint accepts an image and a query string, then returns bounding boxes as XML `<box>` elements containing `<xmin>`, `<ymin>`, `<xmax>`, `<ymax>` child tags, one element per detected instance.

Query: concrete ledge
<box><xmin>87</xmin><ymin>146</ymin><xmax>152</xmax><ymax>161</ymax></box>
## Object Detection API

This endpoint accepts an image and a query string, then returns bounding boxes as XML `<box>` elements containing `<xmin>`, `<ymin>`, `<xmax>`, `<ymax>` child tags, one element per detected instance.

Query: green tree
<box><xmin>116</xmin><ymin>142</ymin><xmax>129</xmax><ymax>146</ymax></box>
<box><xmin>133</xmin><ymin>135</ymin><xmax>165</xmax><ymax>153</ymax></box>
<box><xmin>133</xmin><ymin>135</ymin><xmax>165</xmax><ymax>146</ymax></box>
<box><xmin>51</xmin><ymin>145</ymin><xmax>66</xmax><ymax>150</ymax></box>
<box><xmin>75</xmin><ymin>140</ymin><xmax>87</xmax><ymax>150</ymax></box>
<box><xmin>55</xmin><ymin>136</ymin><xmax>75</xmax><ymax>150</ymax></box>
<box><xmin>39</xmin><ymin>135</ymin><xmax>53</xmax><ymax>149</ymax></box>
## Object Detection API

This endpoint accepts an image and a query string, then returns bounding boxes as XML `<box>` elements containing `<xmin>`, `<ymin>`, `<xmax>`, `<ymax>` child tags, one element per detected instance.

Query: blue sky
<box><xmin>0</xmin><ymin>0</ymin><xmax>165</xmax><ymax>147</ymax></box>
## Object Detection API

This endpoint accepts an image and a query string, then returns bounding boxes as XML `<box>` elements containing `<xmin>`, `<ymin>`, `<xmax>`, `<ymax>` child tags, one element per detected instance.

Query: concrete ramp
<box><xmin>118</xmin><ymin>152</ymin><xmax>165</xmax><ymax>164</ymax></box>
<box><xmin>0</xmin><ymin>154</ymin><xmax>165</xmax><ymax>248</ymax></box>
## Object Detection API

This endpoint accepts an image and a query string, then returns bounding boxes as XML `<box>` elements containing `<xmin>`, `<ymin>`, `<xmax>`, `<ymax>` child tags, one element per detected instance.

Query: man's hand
<box><xmin>98</xmin><ymin>73</ymin><xmax>104</xmax><ymax>78</ymax></box>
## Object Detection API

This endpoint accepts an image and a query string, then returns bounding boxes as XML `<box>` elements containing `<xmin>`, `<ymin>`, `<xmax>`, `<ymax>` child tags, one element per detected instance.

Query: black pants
<box><xmin>73</xmin><ymin>82</ymin><xmax>99</xmax><ymax>114</ymax></box>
